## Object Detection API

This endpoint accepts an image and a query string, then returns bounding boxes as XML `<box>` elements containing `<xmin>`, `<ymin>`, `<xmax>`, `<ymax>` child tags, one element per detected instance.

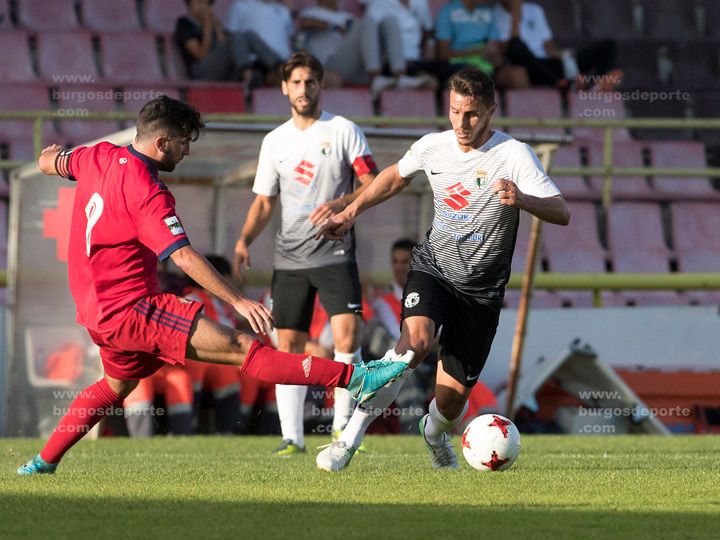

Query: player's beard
<box><xmin>292</xmin><ymin>94</ymin><xmax>319</xmax><ymax>118</ymax></box>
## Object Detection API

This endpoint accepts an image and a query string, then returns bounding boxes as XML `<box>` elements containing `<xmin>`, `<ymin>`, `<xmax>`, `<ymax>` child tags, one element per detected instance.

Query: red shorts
<box><xmin>88</xmin><ymin>293</ymin><xmax>203</xmax><ymax>381</ymax></box>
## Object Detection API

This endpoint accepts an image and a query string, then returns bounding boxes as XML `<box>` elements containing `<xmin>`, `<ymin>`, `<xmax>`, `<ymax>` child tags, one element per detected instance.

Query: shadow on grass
<box><xmin>0</xmin><ymin>494</ymin><xmax>716</xmax><ymax>540</ymax></box>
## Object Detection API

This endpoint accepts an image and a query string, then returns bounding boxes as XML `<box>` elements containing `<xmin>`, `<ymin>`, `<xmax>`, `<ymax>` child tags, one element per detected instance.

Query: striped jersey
<box><xmin>397</xmin><ymin>129</ymin><xmax>561</xmax><ymax>303</ymax></box>
<box><xmin>253</xmin><ymin>111</ymin><xmax>374</xmax><ymax>270</ymax></box>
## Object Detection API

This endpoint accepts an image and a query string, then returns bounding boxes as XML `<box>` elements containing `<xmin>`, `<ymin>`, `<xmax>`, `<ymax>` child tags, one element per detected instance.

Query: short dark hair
<box><xmin>448</xmin><ymin>67</ymin><xmax>495</xmax><ymax>109</ymax></box>
<box><xmin>392</xmin><ymin>238</ymin><xmax>417</xmax><ymax>252</ymax></box>
<box><xmin>282</xmin><ymin>52</ymin><xmax>324</xmax><ymax>83</ymax></box>
<box><xmin>136</xmin><ymin>95</ymin><xmax>205</xmax><ymax>142</ymax></box>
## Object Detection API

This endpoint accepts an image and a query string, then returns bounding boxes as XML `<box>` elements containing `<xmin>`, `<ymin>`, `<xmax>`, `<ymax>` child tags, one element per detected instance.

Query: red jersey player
<box><xmin>18</xmin><ymin>96</ymin><xmax>410</xmax><ymax>475</ymax></box>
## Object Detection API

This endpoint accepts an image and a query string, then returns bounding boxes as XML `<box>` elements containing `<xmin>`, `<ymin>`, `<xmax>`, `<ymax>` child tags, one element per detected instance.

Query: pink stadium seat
<box><xmin>36</xmin><ymin>31</ymin><xmax>99</xmax><ymax>84</ymax></box>
<box><xmin>503</xmin><ymin>88</ymin><xmax>563</xmax><ymax>137</ymax></box>
<box><xmin>144</xmin><ymin>0</ymin><xmax>186</xmax><ymax>33</ymax></box>
<box><xmin>54</xmin><ymin>85</ymin><xmax>122</xmax><ymax>146</ymax></box>
<box><xmin>670</xmin><ymin>202</ymin><xmax>720</xmax><ymax>272</ymax></box>
<box><xmin>251</xmin><ymin>88</ymin><xmax>289</xmax><ymax>115</ymax></box>
<box><xmin>100</xmin><ymin>32</ymin><xmax>165</xmax><ymax>83</ymax></box>
<box><xmin>587</xmin><ymin>142</ymin><xmax>653</xmax><ymax>199</ymax></box>
<box><xmin>320</xmin><ymin>88</ymin><xmax>374</xmax><ymax>118</ymax></box>
<box><xmin>379</xmin><ymin>89</ymin><xmax>438</xmax><ymax>129</ymax></box>
<box><xmin>186</xmin><ymin>86</ymin><xmax>247</xmax><ymax>113</ymax></box>
<box><xmin>601</xmin><ymin>290</ymin><xmax>690</xmax><ymax>307</ymax></box>
<box><xmin>161</xmin><ymin>34</ymin><xmax>190</xmax><ymax>80</ymax></box>
<box><xmin>121</xmin><ymin>86</ymin><xmax>181</xmax><ymax>114</ymax></box>
<box><xmin>567</xmin><ymin>91</ymin><xmax>630</xmax><ymax>142</ymax></box>
<box><xmin>606</xmin><ymin>202</ymin><xmax>672</xmax><ymax>272</ymax></box>
<box><xmin>81</xmin><ymin>0</ymin><xmax>142</xmax><ymax>32</ymax></box>
<box><xmin>502</xmin><ymin>289</ymin><xmax>564</xmax><ymax>309</ymax></box>
<box><xmin>512</xmin><ymin>212</ymin><xmax>543</xmax><ymax>274</ymax></box>
<box><xmin>0</xmin><ymin>32</ymin><xmax>36</xmax><ymax>82</ymax></box>
<box><xmin>0</xmin><ymin>84</ymin><xmax>52</xmax><ymax>160</ymax></box>
<box><xmin>17</xmin><ymin>0</ymin><xmax>80</xmax><ymax>30</ymax></box>
<box><xmin>543</xmin><ymin>201</ymin><xmax>607</xmax><ymax>272</ymax></box>
<box><xmin>649</xmin><ymin>141</ymin><xmax>718</xmax><ymax>200</ymax></box>
<box><xmin>547</xmin><ymin>143</ymin><xmax>596</xmax><ymax>201</ymax></box>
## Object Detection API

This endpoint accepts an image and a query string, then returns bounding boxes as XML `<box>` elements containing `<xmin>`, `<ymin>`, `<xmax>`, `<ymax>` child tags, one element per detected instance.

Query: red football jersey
<box><xmin>66</xmin><ymin>143</ymin><xmax>190</xmax><ymax>332</ymax></box>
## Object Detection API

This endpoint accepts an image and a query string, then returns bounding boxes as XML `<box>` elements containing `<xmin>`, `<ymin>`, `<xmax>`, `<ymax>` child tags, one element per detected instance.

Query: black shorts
<box><xmin>401</xmin><ymin>270</ymin><xmax>501</xmax><ymax>388</ymax></box>
<box><xmin>271</xmin><ymin>262</ymin><xmax>362</xmax><ymax>332</ymax></box>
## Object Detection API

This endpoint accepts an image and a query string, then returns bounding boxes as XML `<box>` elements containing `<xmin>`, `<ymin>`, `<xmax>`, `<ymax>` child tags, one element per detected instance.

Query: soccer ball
<box><xmin>461</xmin><ymin>414</ymin><xmax>521</xmax><ymax>471</ymax></box>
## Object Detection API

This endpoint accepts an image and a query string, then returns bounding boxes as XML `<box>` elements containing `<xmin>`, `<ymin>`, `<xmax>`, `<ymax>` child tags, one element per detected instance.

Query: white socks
<box><xmin>275</xmin><ymin>384</ymin><xmax>307</xmax><ymax>448</ymax></box>
<box><xmin>332</xmin><ymin>348</ymin><xmax>362</xmax><ymax>433</ymax></box>
<box><xmin>423</xmin><ymin>397</ymin><xmax>469</xmax><ymax>444</ymax></box>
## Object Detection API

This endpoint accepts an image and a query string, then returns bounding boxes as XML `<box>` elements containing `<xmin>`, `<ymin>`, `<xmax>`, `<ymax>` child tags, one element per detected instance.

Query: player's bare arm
<box><xmin>171</xmin><ymin>244</ymin><xmax>273</xmax><ymax>334</ymax></box>
<box><xmin>491</xmin><ymin>179</ymin><xmax>570</xmax><ymax>226</ymax></box>
<box><xmin>309</xmin><ymin>170</ymin><xmax>376</xmax><ymax>226</ymax></box>
<box><xmin>38</xmin><ymin>144</ymin><xmax>69</xmax><ymax>176</ymax></box>
<box><xmin>317</xmin><ymin>164</ymin><xmax>411</xmax><ymax>241</ymax></box>
<box><xmin>233</xmin><ymin>194</ymin><xmax>277</xmax><ymax>272</ymax></box>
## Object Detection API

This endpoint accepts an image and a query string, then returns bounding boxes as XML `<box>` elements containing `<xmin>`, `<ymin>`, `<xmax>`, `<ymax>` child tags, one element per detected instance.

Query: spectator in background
<box><xmin>175</xmin><ymin>0</ymin><xmax>283</xmax><ymax>83</ymax></box>
<box><xmin>297</xmin><ymin>0</ymin><xmax>434</xmax><ymax>97</ymax></box>
<box><xmin>435</xmin><ymin>0</ymin><xmax>527</xmax><ymax>89</ymax></box>
<box><xmin>227</xmin><ymin>0</ymin><xmax>295</xmax><ymax>63</ymax></box>
<box><xmin>493</xmin><ymin>0</ymin><xmax>621</xmax><ymax>90</ymax></box>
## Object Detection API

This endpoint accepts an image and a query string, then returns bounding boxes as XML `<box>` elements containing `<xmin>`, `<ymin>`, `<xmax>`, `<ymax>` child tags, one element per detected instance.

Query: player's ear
<box><xmin>489</xmin><ymin>102</ymin><xmax>497</xmax><ymax>116</ymax></box>
<box><xmin>281</xmin><ymin>80</ymin><xmax>289</xmax><ymax>96</ymax></box>
<box><xmin>155</xmin><ymin>136</ymin><xmax>168</xmax><ymax>153</ymax></box>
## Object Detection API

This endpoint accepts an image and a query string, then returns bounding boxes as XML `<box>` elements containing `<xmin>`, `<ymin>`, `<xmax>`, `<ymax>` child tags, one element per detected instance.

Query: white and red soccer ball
<box><xmin>461</xmin><ymin>414</ymin><xmax>521</xmax><ymax>471</ymax></box>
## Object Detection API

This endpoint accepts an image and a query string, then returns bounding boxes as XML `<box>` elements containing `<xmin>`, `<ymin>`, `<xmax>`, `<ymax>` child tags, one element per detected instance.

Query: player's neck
<box><xmin>292</xmin><ymin>109</ymin><xmax>322</xmax><ymax>131</ymax></box>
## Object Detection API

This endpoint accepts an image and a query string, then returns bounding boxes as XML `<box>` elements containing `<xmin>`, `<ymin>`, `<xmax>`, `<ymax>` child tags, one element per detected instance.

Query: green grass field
<box><xmin>2</xmin><ymin>435</ymin><xmax>719</xmax><ymax>539</ymax></box>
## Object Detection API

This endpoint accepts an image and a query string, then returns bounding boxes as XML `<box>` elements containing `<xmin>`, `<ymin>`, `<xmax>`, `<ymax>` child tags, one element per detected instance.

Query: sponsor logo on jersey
<box><xmin>293</xmin><ymin>160</ymin><xmax>315</xmax><ymax>186</ymax></box>
<box><xmin>347</xmin><ymin>303</ymin><xmax>361</xmax><ymax>310</ymax></box>
<box><xmin>320</xmin><ymin>142</ymin><xmax>332</xmax><ymax>156</ymax></box>
<box><xmin>119</xmin><ymin>157</ymin><xmax>128</xmax><ymax>165</ymax></box>
<box><xmin>442</xmin><ymin>182</ymin><xmax>471</xmax><ymax>211</ymax></box>
<box><xmin>302</xmin><ymin>355</ymin><xmax>313</xmax><ymax>378</ymax></box>
<box><xmin>164</xmin><ymin>216</ymin><xmax>184</xmax><ymax>236</ymax></box>
<box><xmin>404</xmin><ymin>292</ymin><xmax>420</xmax><ymax>308</ymax></box>
<box><xmin>475</xmin><ymin>169</ymin><xmax>489</xmax><ymax>189</ymax></box>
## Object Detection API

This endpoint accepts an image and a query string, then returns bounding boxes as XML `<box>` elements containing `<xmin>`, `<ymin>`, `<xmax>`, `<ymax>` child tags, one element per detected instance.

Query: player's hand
<box><xmin>315</xmin><ymin>211</ymin><xmax>355</xmax><ymax>241</ymax></box>
<box><xmin>233</xmin><ymin>297</ymin><xmax>274</xmax><ymax>335</ymax></box>
<box><xmin>40</xmin><ymin>144</ymin><xmax>63</xmax><ymax>156</ymax></box>
<box><xmin>492</xmin><ymin>179</ymin><xmax>524</xmax><ymax>207</ymax></box>
<box><xmin>309</xmin><ymin>199</ymin><xmax>344</xmax><ymax>226</ymax></box>
<box><xmin>232</xmin><ymin>239</ymin><xmax>251</xmax><ymax>276</ymax></box>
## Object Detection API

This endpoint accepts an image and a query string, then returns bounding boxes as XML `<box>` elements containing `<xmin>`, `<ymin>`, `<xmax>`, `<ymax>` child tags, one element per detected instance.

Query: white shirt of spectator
<box><xmin>227</xmin><ymin>0</ymin><xmax>294</xmax><ymax>60</ymax></box>
<box><xmin>493</xmin><ymin>2</ymin><xmax>553</xmax><ymax>59</ymax></box>
<box><xmin>365</xmin><ymin>0</ymin><xmax>433</xmax><ymax>62</ymax></box>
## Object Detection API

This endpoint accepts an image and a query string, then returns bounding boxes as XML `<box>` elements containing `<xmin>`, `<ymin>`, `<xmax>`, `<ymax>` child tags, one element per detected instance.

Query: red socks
<box><xmin>40</xmin><ymin>378</ymin><xmax>123</xmax><ymax>464</ymax></box>
<box><xmin>241</xmin><ymin>340</ymin><xmax>354</xmax><ymax>388</ymax></box>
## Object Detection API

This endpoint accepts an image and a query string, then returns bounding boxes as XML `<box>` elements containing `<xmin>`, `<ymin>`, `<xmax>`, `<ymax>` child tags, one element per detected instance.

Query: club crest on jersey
<box><xmin>164</xmin><ymin>216</ymin><xmax>184</xmax><ymax>236</ymax></box>
<box><xmin>404</xmin><ymin>292</ymin><xmax>420</xmax><ymax>309</ymax></box>
<box><xmin>476</xmin><ymin>169</ymin><xmax>489</xmax><ymax>189</ymax></box>
<box><xmin>320</xmin><ymin>142</ymin><xmax>332</xmax><ymax>156</ymax></box>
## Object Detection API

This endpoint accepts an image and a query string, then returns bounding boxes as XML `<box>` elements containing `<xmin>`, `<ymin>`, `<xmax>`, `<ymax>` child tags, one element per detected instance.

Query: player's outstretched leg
<box><xmin>418</xmin><ymin>398</ymin><xmax>469</xmax><ymax>470</ymax></box>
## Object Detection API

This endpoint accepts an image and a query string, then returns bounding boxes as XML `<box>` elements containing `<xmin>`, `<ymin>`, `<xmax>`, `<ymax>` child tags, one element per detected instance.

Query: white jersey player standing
<box><xmin>316</xmin><ymin>67</ymin><xmax>570</xmax><ymax>471</ymax></box>
<box><xmin>234</xmin><ymin>52</ymin><xmax>384</xmax><ymax>455</ymax></box>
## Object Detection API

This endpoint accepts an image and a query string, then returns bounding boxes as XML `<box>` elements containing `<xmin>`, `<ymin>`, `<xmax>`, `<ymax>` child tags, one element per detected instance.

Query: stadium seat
<box><xmin>649</xmin><ymin>141</ymin><xmax>718</xmax><ymax>200</ymax></box>
<box><xmin>186</xmin><ymin>85</ymin><xmax>246</xmax><ymax>113</ymax></box>
<box><xmin>144</xmin><ymin>0</ymin><xmax>186</xmax><ymax>33</ymax></box>
<box><xmin>99</xmin><ymin>32</ymin><xmax>165</xmax><ymax>83</ymax></box>
<box><xmin>642</xmin><ymin>0</ymin><xmax>703</xmax><ymax>39</ymax></box>
<box><xmin>17</xmin><ymin>0</ymin><xmax>80</xmax><ymax>30</ymax></box>
<box><xmin>547</xmin><ymin>143</ymin><xmax>597</xmax><ymax>201</ymax></box>
<box><xmin>566</xmin><ymin>91</ymin><xmax>629</xmax><ymax>142</ymax></box>
<box><xmin>502</xmin><ymin>289</ymin><xmax>564</xmax><ymax>309</ymax></box>
<box><xmin>606</xmin><ymin>202</ymin><xmax>672</xmax><ymax>272</ymax></box>
<box><xmin>251</xmin><ymin>87</ymin><xmax>290</xmax><ymax>115</ymax></box>
<box><xmin>0</xmin><ymin>199</ymin><xmax>7</xmax><ymax>267</ymax></box>
<box><xmin>614</xmin><ymin>39</ymin><xmax>661</xmax><ymax>89</ymax></box>
<box><xmin>670</xmin><ymin>202</ymin><xmax>720</xmax><ymax>272</ymax></box>
<box><xmin>36</xmin><ymin>31</ymin><xmax>100</xmax><ymax>84</ymax></box>
<box><xmin>626</xmin><ymin>92</ymin><xmax>691</xmax><ymax>141</ymax></box>
<box><xmin>0</xmin><ymin>31</ymin><xmax>36</xmax><ymax>82</ymax></box>
<box><xmin>379</xmin><ymin>89</ymin><xmax>438</xmax><ymax>129</ymax></box>
<box><xmin>512</xmin><ymin>211</ymin><xmax>544</xmax><ymax>274</ymax></box>
<box><xmin>0</xmin><ymin>84</ymin><xmax>52</xmax><ymax>160</ymax></box>
<box><xmin>320</xmin><ymin>88</ymin><xmax>374</xmax><ymax>118</ymax></box>
<box><xmin>543</xmin><ymin>201</ymin><xmax>607</xmax><ymax>272</ymax></box>
<box><xmin>503</xmin><ymin>88</ymin><xmax>563</xmax><ymax>138</ymax></box>
<box><xmin>601</xmin><ymin>290</ymin><xmax>690</xmax><ymax>307</ymax></box>
<box><xmin>691</xmin><ymin>90</ymin><xmax>720</xmax><ymax>147</ymax></box>
<box><xmin>580</xmin><ymin>0</ymin><xmax>641</xmax><ymax>39</ymax></box>
<box><xmin>80</xmin><ymin>0</ymin><xmax>142</xmax><ymax>32</ymax></box>
<box><xmin>160</xmin><ymin>34</ymin><xmax>190</xmax><ymax>80</ymax></box>
<box><xmin>586</xmin><ymin>142</ymin><xmax>654</xmax><ymax>200</ymax></box>
<box><xmin>121</xmin><ymin>86</ymin><xmax>181</xmax><ymax>114</ymax></box>
<box><xmin>534</xmin><ymin>0</ymin><xmax>584</xmax><ymax>42</ymax></box>
<box><xmin>54</xmin><ymin>85</ymin><xmax>123</xmax><ymax>146</ymax></box>
<box><xmin>668</xmin><ymin>41</ymin><xmax>720</xmax><ymax>91</ymax></box>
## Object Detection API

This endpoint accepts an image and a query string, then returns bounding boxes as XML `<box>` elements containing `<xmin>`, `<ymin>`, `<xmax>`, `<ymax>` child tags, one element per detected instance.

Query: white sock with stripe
<box><xmin>423</xmin><ymin>397</ymin><xmax>468</xmax><ymax>444</ymax></box>
<box><xmin>275</xmin><ymin>384</ymin><xmax>307</xmax><ymax>448</ymax></box>
<box><xmin>332</xmin><ymin>348</ymin><xmax>361</xmax><ymax>433</ymax></box>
